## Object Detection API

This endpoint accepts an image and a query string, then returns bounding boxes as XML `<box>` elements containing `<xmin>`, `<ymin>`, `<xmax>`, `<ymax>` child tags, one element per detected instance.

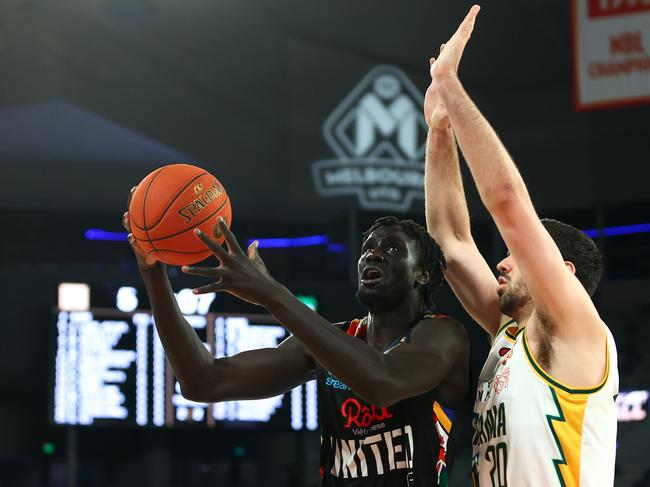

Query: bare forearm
<box><xmin>424</xmin><ymin>82</ymin><xmax>507</xmax><ymax>334</ymax></box>
<box><xmin>424</xmin><ymin>126</ymin><xmax>472</xmax><ymax>243</ymax></box>
<box><xmin>263</xmin><ymin>286</ymin><xmax>395</xmax><ymax>404</ymax></box>
<box><xmin>140</xmin><ymin>266</ymin><xmax>213</xmax><ymax>393</ymax></box>
<box><xmin>436</xmin><ymin>76</ymin><xmax>529</xmax><ymax>212</ymax></box>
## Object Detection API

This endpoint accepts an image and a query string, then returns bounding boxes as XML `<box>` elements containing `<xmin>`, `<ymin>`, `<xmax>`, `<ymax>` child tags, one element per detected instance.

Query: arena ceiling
<box><xmin>0</xmin><ymin>0</ymin><xmax>647</xmax><ymax>222</ymax></box>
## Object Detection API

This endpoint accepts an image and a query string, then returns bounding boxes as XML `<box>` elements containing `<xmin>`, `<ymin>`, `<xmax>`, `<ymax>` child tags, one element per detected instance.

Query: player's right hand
<box><xmin>124</xmin><ymin>186</ymin><xmax>160</xmax><ymax>271</ymax></box>
<box><xmin>430</xmin><ymin>5</ymin><xmax>480</xmax><ymax>83</ymax></box>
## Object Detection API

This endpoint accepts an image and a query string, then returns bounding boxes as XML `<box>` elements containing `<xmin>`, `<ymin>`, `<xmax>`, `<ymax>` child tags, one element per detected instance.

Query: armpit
<box><xmin>536</xmin><ymin>310</ymin><xmax>556</xmax><ymax>370</ymax></box>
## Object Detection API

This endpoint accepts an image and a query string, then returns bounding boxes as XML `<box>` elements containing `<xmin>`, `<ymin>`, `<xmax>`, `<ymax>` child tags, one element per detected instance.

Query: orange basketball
<box><xmin>129</xmin><ymin>163</ymin><xmax>232</xmax><ymax>266</ymax></box>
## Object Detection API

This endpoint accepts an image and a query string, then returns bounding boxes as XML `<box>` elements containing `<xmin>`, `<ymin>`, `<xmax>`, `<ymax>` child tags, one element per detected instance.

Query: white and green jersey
<box><xmin>471</xmin><ymin>320</ymin><xmax>618</xmax><ymax>487</ymax></box>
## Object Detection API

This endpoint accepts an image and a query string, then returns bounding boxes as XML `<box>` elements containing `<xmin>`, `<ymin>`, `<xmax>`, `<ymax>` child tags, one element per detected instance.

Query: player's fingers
<box><xmin>247</xmin><ymin>240</ymin><xmax>259</xmax><ymax>260</ymax></box>
<box><xmin>217</xmin><ymin>217</ymin><xmax>244</xmax><ymax>255</ymax></box>
<box><xmin>127</xmin><ymin>233</ymin><xmax>141</xmax><ymax>253</ymax></box>
<box><xmin>442</xmin><ymin>6</ymin><xmax>479</xmax><ymax>70</ymax></box>
<box><xmin>429</xmin><ymin>57</ymin><xmax>435</xmax><ymax>66</ymax></box>
<box><xmin>127</xmin><ymin>186</ymin><xmax>137</xmax><ymax>208</ymax></box>
<box><xmin>123</xmin><ymin>211</ymin><xmax>132</xmax><ymax>232</ymax></box>
<box><xmin>440</xmin><ymin>43</ymin><xmax>446</xmax><ymax>53</ymax></box>
<box><xmin>194</xmin><ymin>228</ymin><xmax>228</xmax><ymax>259</ymax></box>
<box><xmin>181</xmin><ymin>265</ymin><xmax>224</xmax><ymax>278</ymax></box>
<box><xmin>192</xmin><ymin>282</ymin><xmax>224</xmax><ymax>295</ymax></box>
<box><xmin>458</xmin><ymin>5</ymin><xmax>480</xmax><ymax>39</ymax></box>
<box><xmin>127</xmin><ymin>233</ymin><xmax>156</xmax><ymax>264</ymax></box>
<box><xmin>127</xmin><ymin>232</ymin><xmax>137</xmax><ymax>249</ymax></box>
<box><xmin>446</xmin><ymin>5</ymin><xmax>478</xmax><ymax>55</ymax></box>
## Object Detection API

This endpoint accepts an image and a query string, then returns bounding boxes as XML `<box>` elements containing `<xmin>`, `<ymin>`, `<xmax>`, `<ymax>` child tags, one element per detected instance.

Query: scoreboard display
<box><xmin>51</xmin><ymin>283</ymin><xmax>317</xmax><ymax>431</ymax></box>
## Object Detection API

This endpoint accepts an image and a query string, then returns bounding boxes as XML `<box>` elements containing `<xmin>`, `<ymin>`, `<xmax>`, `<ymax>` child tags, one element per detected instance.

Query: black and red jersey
<box><xmin>317</xmin><ymin>316</ymin><xmax>455</xmax><ymax>487</ymax></box>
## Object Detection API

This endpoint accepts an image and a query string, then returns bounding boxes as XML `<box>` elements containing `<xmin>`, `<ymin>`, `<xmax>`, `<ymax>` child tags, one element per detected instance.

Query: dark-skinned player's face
<box><xmin>356</xmin><ymin>225</ymin><xmax>425</xmax><ymax>310</ymax></box>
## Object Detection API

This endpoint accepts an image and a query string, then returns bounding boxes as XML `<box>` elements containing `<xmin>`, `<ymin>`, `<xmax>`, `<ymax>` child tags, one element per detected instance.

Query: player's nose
<box><xmin>365</xmin><ymin>249</ymin><xmax>385</xmax><ymax>264</ymax></box>
<box><xmin>496</xmin><ymin>259</ymin><xmax>510</xmax><ymax>274</ymax></box>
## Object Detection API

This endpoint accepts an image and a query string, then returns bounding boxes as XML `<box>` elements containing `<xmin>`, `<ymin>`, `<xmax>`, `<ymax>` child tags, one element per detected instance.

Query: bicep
<box><xmin>442</xmin><ymin>238</ymin><xmax>504</xmax><ymax>335</ymax></box>
<box><xmin>198</xmin><ymin>335</ymin><xmax>315</xmax><ymax>402</ymax></box>
<box><xmin>493</xmin><ymin>197</ymin><xmax>600</xmax><ymax>334</ymax></box>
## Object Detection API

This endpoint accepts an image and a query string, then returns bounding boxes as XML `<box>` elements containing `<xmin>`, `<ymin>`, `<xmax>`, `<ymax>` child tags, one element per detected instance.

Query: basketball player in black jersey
<box><xmin>124</xmin><ymin>201</ymin><xmax>469</xmax><ymax>486</ymax></box>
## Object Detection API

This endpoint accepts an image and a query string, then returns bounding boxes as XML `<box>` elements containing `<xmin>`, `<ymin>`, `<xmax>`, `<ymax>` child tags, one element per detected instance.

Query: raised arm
<box><xmin>424</xmin><ymin>55</ymin><xmax>504</xmax><ymax>336</ymax></box>
<box><xmin>123</xmin><ymin>202</ymin><xmax>314</xmax><ymax>404</ymax></box>
<box><xmin>183</xmin><ymin>221</ymin><xmax>469</xmax><ymax>407</ymax></box>
<box><xmin>431</xmin><ymin>6</ymin><xmax>604</xmax><ymax>344</ymax></box>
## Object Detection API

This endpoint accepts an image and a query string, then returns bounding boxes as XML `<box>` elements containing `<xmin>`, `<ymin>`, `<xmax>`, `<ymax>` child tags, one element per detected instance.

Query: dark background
<box><xmin>0</xmin><ymin>0</ymin><xmax>648</xmax><ymax>486</ymax></box>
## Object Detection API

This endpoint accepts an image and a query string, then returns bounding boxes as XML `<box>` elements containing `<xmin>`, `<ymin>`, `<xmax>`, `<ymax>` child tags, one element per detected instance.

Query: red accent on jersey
<box><xmin>346</xmin><ymin>319</ymin><xmax>367</xmax><ymax>339</ymax></box>
<box><xmin>346</xmin><ymin>319</ymin><xmax>360</xmax><ymax>336</ymax></box>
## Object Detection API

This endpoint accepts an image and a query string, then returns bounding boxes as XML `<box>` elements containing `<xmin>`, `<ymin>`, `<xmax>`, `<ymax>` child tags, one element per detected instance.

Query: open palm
<box><xmin>431</xmin><ymin>5</ymin><xmax>480</xmax><ymax>82</ymax></box>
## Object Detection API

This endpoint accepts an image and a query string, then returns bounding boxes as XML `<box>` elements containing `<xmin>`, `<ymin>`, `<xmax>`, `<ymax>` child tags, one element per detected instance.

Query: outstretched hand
<box><xmin>182</xmin><ymin>218</ymin><xmax>281</xmax><ymax>306</ymax></box>
<box><xmin>430</xmin><ymin>5</ymin><xmax>480</xmax><ymax>83</ymax></box>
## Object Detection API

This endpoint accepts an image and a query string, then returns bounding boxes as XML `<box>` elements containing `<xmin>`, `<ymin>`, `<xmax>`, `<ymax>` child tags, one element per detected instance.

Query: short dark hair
<box><xmin>541</xmin><ymin>218</ymin><xmax>603</xmax><ymax>296</ymax></box>
<box><xmin>362</xmin><ymin>216</ymin><xmax>446</xmax><ymax>311</ymax></box>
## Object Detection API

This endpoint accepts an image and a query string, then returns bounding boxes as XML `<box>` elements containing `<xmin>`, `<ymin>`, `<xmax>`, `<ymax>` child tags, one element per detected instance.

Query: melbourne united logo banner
<box><xmin>311</xmin><ymin>65</ymin><xmax>428</xmax><ymax>212</ymax></box>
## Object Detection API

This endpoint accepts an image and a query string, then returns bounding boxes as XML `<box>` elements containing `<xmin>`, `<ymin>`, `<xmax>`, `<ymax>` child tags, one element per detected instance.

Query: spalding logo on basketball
<box><xmin>177</xmin><ymin>183</ymin><xmax>224</xmax><ymax>224</ymax></box>
<box><xmin>129</xmin><ymin>163</ymin><xmax>232</xmax><ymax>266</ymax></box>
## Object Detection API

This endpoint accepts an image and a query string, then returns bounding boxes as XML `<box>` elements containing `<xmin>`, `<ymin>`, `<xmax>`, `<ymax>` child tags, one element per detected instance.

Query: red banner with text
<box><xmin>574</xmin><ymin>0</ymin><xmax>650</xmax><ymax>110</ymax></box>
<box><xmin>588</xmin><ymin>0</ymin><xmax>650</xmax><ymax>18</ymax></box>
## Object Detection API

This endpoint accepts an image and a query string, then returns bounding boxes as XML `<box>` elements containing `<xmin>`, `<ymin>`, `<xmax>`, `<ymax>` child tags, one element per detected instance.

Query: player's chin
<box><xmin>356</xmin><ymin>284</ymin><xmax>373</xmax><ymax>300</ymax></box>
<box><xmin>355</xmin><ymin>282</ymin><xmax>388</xmax><ymax>306</ymax></box>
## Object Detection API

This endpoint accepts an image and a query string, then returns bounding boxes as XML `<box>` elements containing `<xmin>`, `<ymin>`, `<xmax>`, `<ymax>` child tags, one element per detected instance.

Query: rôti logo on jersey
<box><xmin>312</xmin><ymin>65</ymin><xmax>428</xmax><ymax>212</ymax></box>
<box><xmin>341</xmin><ymin>398</ymin><xmax>393</xmax><ymax>428</ymax></box>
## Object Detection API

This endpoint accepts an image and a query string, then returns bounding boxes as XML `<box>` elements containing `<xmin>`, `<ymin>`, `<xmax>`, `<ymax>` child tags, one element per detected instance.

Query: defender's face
<box><xmin>356</xmin><ymin>225</ymin><xmax>421</xmax><ymax>308</ymax></box>
<box><xmin>496</xmin><ymin>254</ymin><xmax>531</xmax><ymax>317</ymax></box>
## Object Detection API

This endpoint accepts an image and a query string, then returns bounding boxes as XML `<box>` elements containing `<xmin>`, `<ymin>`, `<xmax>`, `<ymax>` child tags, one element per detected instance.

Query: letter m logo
<box><xmin>323</xmin><ymin>65</ymin><xmax>428</xmax><ymax>162</ymax></box>
<box><xmin>311</xmin><ymin>65</ymin><xmax>428</xmax><ymax>212</ymax></box>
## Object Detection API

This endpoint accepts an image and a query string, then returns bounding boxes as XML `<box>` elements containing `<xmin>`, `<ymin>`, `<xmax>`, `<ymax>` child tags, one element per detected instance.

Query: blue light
<box><xmin>247</xmin><ymin>235</ymin><xmax>347</xmax><ymax>253</ymax></box>
<box><xmin>85</xmin><ymin>229</ymin><xmax>128</xmax><ymax>242</ymax></box>
<box><xmin>582</xmin><ymin>223</ymin><xmax>650</xmax><ymax>238</ymax></box>
<box><xmin>248</xmin><ymin>235</ymin><xmax>329</xmax><ymax>248</ymax></box>
<box><xmin>327</xmin><ymin>243</ymin><xmax>346</xmax><ymax>254</ymax></box>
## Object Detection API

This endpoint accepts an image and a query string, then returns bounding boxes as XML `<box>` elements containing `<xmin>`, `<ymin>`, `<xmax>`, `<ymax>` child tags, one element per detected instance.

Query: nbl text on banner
<box><xmin>573</xmin><ymin>0</ymin><xmax>650</xmax><ymax>110</ymax></box>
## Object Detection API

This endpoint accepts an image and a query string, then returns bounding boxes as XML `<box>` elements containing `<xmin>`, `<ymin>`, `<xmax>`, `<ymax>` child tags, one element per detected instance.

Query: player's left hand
<box><xmin>431</xmin><ymin>5</ymin><xmax>480</xmax><ymax>83</ymax></box>
<box><xmin>424</xmin><ymin>48</ymin><xmax>451</xmax><ymax>131</ymax></box>
<box><xmin>181</xmin><ymin>218</ymin><xmax>282</xmax><ymax>306</ymax></box>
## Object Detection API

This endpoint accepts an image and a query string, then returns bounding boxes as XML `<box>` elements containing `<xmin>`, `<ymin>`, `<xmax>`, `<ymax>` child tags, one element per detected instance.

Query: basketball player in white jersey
<box><xmin>423</xmin><ymin>6</ymin><xmax>618</xmax><ymax>486</ymax></box>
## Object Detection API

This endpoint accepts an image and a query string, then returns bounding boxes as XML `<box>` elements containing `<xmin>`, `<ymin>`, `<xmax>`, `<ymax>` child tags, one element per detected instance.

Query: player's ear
<box><xmin>417</xmin><ymin>270</ymin><xmax>430</xmax><ymax>286</ymax></box>
<box><xmin>564</xmin><ymin>260</ymin><xmax>577</xmax><ymax>275</ymax></box>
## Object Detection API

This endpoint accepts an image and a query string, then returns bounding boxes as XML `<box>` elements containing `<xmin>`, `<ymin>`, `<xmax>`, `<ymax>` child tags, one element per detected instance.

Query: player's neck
<box><xmin>365</xmin><ymin>301</ymin><xmax>423</xmax><ymax>351</ymax></box>
<box><xmin>512</xmin><ymin>300</ymin><xmax>534</xmax><ymax>326</ymax></box>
